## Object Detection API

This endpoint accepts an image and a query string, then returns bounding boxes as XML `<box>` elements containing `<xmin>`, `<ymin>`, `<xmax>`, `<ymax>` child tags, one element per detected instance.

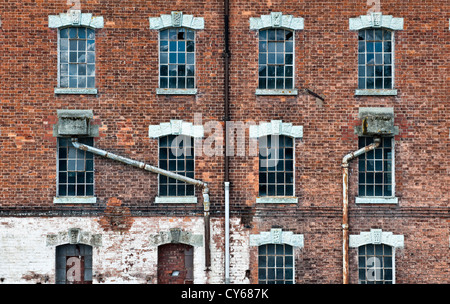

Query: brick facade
<box><xmin>0</xmin><ymin>0</ymin><xmax>448</xmax><ymax>284</ymax></box>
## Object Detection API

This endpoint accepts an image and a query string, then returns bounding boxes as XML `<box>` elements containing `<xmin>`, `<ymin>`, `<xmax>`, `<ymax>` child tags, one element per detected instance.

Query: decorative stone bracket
<box><xmin>46</xmin><ymin>228</ymin><xmax>102</xmax><ymax>247</ymax></box>
<box><xmin>349</xmin><ymin>229</ymin><xmax>404</xmax><ymax>248</ymax></box>
<box><xmin>149</xmin><ymin>228</ymin><xmax>203</xmax><ymax>247</ymax></box>
<box><xmin>250</xmin><ymin>228</ymin><xmax>304</xmax><ymax>248</ymax></box>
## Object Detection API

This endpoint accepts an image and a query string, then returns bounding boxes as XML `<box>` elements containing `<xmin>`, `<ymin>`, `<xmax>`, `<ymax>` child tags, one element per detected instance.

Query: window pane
<box><xmin>384</xmin><ymin>65</ymin><xmax>392</xmax><ymax>77</ymax></box>
<box><xmin>87</xmin><ymin>28</ymin><xmax>95</xmax><ymax>39</ymax></box>
<box><xmin>285</xmin><ymin>78</ymin><xmax>293</xmax><ymax>89</ymax></box>
<box><xmin>87</xmin><ymin>40</ymin><xmax>95</xmax><ymax>51</ymax></box>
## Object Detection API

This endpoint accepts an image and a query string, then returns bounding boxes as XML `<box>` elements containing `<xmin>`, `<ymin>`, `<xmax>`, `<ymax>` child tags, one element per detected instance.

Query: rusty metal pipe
<box><xmin>342</xmin><ymin>137</ymin><xmax>380</xmax><ymax>284</ymax></box>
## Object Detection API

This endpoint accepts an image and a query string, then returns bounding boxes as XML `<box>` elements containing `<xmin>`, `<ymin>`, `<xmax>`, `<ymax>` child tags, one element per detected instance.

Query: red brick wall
<box><xmin>0</xmin><ymin>0</ymin><xmax>448</xmax><ymax>284</ymax></box>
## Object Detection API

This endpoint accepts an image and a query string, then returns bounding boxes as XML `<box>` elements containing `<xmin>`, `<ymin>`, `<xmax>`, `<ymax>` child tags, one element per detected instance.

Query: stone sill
<box><xmin>255</xmin><ymin>89</ymin><xmax>298</xmax><ymax>96</ymax></box>
<box><xmin>53</xmin><ymin>197</ymin><xmax>97</xmax><ymax>204</ymax></box>
<box><xmin>156</xmin><ymin>88</ymin><xmax>197</xmax><ymax>95</ymax></box>
<box><xmin>55</xmin><ymin>88</ymin><xmax>98</xmax><ymax>95</ymax></box>
<box><xmin>355</xmin><ymin>89</ymin><xmax>398</xmax><ymax>96</ymax></box>
<box><xmin>355</xmin><ymin>197</ymin><xmax>398</xmax><ymax>204</ymax></box>
<box><xmin>155</xmin><ymin>196</ymin><xmax>197</xmax><ymax>204</ymax></box>
<box><xmin>256</xmin><ymin>197</ymin><xmax>298</xmax><ymax>204</ymax></box>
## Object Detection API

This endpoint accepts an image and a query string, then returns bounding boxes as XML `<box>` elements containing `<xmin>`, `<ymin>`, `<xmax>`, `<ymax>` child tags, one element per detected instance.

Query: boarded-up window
<box><xmin>56</xmin><ymin>244</ymin><xmax>92</xmax><ymax>284</ymax></box>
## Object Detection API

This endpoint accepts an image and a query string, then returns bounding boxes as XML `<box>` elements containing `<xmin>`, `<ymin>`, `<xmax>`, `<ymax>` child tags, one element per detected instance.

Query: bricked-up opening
<box><xmin>157</xmin><ymin>244</ymin><xmax>193</xmax><ymax>284</ymax></box>
<box><xmin>56</xmin><ymin>244</ymin><xmax>92</xmax><ymax>284</ymax></box>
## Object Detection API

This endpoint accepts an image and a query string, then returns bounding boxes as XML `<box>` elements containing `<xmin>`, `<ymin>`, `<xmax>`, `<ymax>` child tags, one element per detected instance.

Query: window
<box><xmin>56</xmin><ymin>244</ymin><xmax>93</xmax><ymax>284</ymax></box>
<box><xmin>357</xmin><ymin>29</ymin><xmax>393</xmax><ymax>90</ymax></box>
<box><xmin>349</xmin><ymin>12</ymin><xmax>403</xmax><ymax>95</ymax></box>
<box><xmin>258</xmin><ymin>29</ymin><xmax>294</xmax><ymax>90</ymax></box>
<box><xmin>250</xmin><ymin>12</ymin><xmax>303</xmax><ymax>95</ymax></box>
<box><xmin>159</xmin><ymin>28</ymin><xmax>195</xmax><ymax>90</ymax></box>
<box><xmin>258</xmin><ymin>244</ymin><xmax>294</xmax><ymax>284</ymax></box>
<box><xmin>149</xmin><ymin>12</ymin><xmax>204</xmax><ymax>95</ymax></box>
<box><xmin>358</xmin><ymin>137</ymin><xmax>393</xmax><ymax>198</ymax></box>
<box><xmin>358</xmin><ymin>244</ymin><xmax>393</xmax><ymax>284</ymax></box>
<box><xmin>259</xmin><ymin>135</ymin><xmax>294</xmax><ymax>197</ymax></box>
<box><xmin>57</xmin><ymin>137</ymin><xmax>94</xmax><ymax>197</ymax></box>
<box><xmin>158</xmin><ymin>135</ymin><xmax>195</xmax><ymax>197</ymax></box>
<box><xmin>48</xmin><ymin>10</ymin><xmax>103</xmax><ymax>94</ymax></box>
<box><xmin>59</xmin><ymin>27</ymin><xmax>96</xmax><ymax>89</ymax></box>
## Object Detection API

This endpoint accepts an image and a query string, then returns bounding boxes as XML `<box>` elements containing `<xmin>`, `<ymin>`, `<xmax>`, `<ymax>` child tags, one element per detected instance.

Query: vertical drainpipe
<box><xmin>204</xmin><ymin>188</ymin><xmax>211</xmax><ymax>271</ymax></box>
<box><xmin>341</xmin><ymin>137</ymin><xmax>380</xmax><ymax>284</ymax></box>
<box><xmin>224</xmin><ymin>0</ymin><xmax>231</xmax><ymax>284</ymax></box>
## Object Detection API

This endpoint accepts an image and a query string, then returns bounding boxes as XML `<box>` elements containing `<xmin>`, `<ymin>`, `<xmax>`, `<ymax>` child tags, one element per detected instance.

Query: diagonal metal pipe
<box><xmin>71</xmin><ymin>138</ymin><xmax>211</xmax><ymax>267</ymax></box>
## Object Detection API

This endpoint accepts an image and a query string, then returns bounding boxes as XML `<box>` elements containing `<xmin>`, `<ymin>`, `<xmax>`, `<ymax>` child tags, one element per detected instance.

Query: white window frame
<box><xmin>349</xmin><ymin>12</ymin><xmax>403</xmax><ymax>96</ymax></box>
<box><xmin>356</xmin><ymin>28</ymin><xmax>395</xmax><ymax>92</ymax></box>
<box><xmin>157</xmin><ymin>27</ymin><xmax>197</xmax><ymax>92</ymax></box>
<box><xmin>54</xmin><ymin>137</ymin><xmax>96</xmax><ymax>204</ymax></box>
